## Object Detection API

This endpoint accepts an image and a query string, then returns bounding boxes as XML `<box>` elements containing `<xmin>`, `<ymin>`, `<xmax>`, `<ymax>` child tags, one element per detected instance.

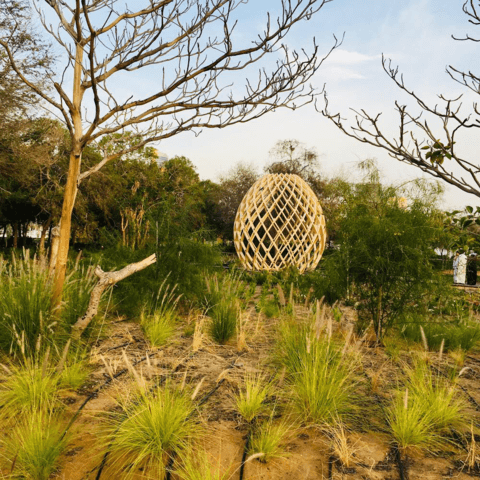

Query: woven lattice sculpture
<box><xmin>234</xmin><ymin>174</ymin><xmax>326</xmax><ymax>273</ymax></box>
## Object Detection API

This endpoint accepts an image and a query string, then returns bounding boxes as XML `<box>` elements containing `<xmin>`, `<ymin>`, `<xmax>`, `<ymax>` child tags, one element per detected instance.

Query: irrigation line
<box><xmin>94</xmin><ymin>352</ymin><xmax>198</xmax><ymax>480</ymax></box>
<box><xmin>394</xmin><ymin>447</ymin><xmax>409</xmax><ymax>480</ymax></box>
<box><xmin>327</xmin><ymin>455</ymin><xmax>335</xmax><ymax>480</ymax></box>
<box><xmin>103</xmin><ymin>340</ymin><xmax>136</xmax><ymax>352</ymax></box>
<box><xmin>164</xmin><ymin>357</ymin><xmax>242</xmax><ymax>480</ymax></box>
<box><xmin>238</xmin><ymin>431</ymin><xmax>251</xmax><ymax>480</ymax></box>
<box><xmin>61</xmin><ymin>349</ymin><xmax>159</xmax><ymax>441</ymax></box>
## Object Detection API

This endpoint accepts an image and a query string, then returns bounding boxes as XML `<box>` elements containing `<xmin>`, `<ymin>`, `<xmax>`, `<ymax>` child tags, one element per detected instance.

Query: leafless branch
<box><xmin>323</xmin><ymin>0</ymin><xmax>480</xmax><ymax>199</ymax></box>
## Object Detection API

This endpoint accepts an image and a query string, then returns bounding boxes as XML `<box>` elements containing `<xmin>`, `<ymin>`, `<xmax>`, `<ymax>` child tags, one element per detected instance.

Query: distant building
<box><xmin>154</xmin><ymin>149</ymin><xmax>168</xmax><ymax>167</ymax></box>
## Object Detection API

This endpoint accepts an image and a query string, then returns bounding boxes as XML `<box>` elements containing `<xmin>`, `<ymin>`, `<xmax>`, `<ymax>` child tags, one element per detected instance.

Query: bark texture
<box><xmin>49</xmin><ymin>225</ymin><xmax>61</xmax><ymax>273</ymax></box>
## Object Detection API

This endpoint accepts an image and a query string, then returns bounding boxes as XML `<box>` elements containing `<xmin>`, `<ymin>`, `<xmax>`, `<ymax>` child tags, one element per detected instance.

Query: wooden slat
<box><xmin>233</xmin><ymin>174</ymin><xmax>326</xmax><ymax>273</ymax></box>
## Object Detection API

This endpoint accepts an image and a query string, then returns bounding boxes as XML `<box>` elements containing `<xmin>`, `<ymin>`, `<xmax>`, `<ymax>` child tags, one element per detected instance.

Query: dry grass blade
<box><xmin>328</xmin><ymin>421</ymin><xmax>358</xmax><ymax>468</ymax></box>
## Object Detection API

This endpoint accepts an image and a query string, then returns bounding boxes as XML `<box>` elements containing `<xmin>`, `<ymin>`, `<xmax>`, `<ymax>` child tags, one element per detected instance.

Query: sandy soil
<box><xmin>4</xmin><ymin>292</ymin><xmax>480</xmax><ymax>480</ymax></box>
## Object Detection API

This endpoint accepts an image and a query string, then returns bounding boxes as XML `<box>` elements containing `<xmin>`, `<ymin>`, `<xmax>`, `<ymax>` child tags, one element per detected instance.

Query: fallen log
<box><xmin>72</xmin><ymin>253</ymin><xmax>157</xmax><ymax>337</ymax></box>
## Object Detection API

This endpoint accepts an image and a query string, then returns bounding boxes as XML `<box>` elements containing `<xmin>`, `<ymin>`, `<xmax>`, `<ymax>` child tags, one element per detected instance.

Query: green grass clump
<box><xmin>209</xmin><ymin>300</ymin><xmax>238</xmax><ymax>344</ymax></box>
<box><xmin>106</xmin><ymin>383</ymin><xmax>199</xmax><ymax>479</ymax></box>
<box><xmin>248</xmin><ymin>416</ymin><xmax>293</xmax><ymax>463</ymax></box>
<box><xmin>386</xmin><ymin>362</ymin><xmax>468</xmax><ymax>451</ymax></box>
<box><xmin>234</xmin><ymin>373</ymin><xmax>272</xmax><ymax>423</ymax></box>
<box><xmin>0</xmin><ymin>252</ymin><xmax>53</xmax><ymax>353</ymax></box>
<box><xmin>61</xmin><ymin>262</ymin><xmax>97</xmax><ymax>327</ymax></box>
<box><xmin>0</xmin><ymin>357</ymin><xmax>61</xmax><ymax>416</ymax></box>
<box><xmin>57</xmin><ymin>353</ymin><xmax>91</xmax><ymax>390</ymax></box>
<box><xmin>260</xmin><ymin>298</ymin><xmax>279</xmax><ymax>318</ymax></box>
<box><xmin>141</xmin><ymin>311</ymin><xmax>176</xmax><ymax>347</ymax></box>
<box><xmin>277</xmin><ymin>320</ymin><xmax>358</xmax><ymax>425</ymax></box>
<box><xmin>203</xmin><ymin>272</ymin><xmax>242</xmax><ymax>311</ymax></box>
<box><xmin>0</xmin><ymin>252</ymin><xmax>98</xmax><ymax>353</ymax></box>
<box><xmin>2</xmin><ymin>409</ymin><xmax>68</xmax><ymax>480</ymax></box>
<box><xmin>141</xmin><ymin>279</ymin><xmax>180</xmax><ymax>347</ymax></box>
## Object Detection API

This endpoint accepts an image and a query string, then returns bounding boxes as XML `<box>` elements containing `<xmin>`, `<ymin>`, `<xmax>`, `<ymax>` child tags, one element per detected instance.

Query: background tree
<box><xmin>265</xmin><ymin>139</ymin><xmax>350</xmax><ymax>243</ymax></box>
<box><xmin>0</xmin><ymin>0</ymin><xmax>53</xmax><ymax>119</ymax></box>
<box><xmin>0</xmin><ymin>0</ymin><xmax>339</xmax><ymax>306</ymax></box>
<box><xmin>323</xmin><ymin>162</ymin><xmax>442</xmax><ymax>341</ymax></box>
<box><xmin>265</xmin><ymin>139</ymin><xmax>320</xmax><ymax>177</ymax></box>
<box><xmin>216</xmin><ymin>163</ymin><xmax>260</xmax><ymax>240</ymax></box>
<box><xmin>323</xmin><ymin>0</ymin><xmax>480</xmax><ymax>199</ymax></box>
<box><xmin>0</xmin><ymin>118</ymin><xmax>68</xmax><ymax>249</ymax></box>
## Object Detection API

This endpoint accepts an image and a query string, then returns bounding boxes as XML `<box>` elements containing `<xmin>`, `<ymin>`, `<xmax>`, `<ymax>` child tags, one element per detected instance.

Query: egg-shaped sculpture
<box><xmin>233</xmin><ymin>174</ymin><xmax>326</xmax><ymax>273</ymax></box>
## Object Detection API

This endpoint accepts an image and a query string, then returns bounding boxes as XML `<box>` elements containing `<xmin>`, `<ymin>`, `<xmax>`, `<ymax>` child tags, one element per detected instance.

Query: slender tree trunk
<box><xmin>39</xmin><ymin>215</ymin><xmax>52</xmax><ymax>257</ymax></box>
<box><xmin>47</xmin><ymin>223</ymin><xmax>53</xmax><ymax>248</ymax></box>
<box><xmin>52</xmin><ymin>151</ymin><xmax>82</xmax><ymax>305</ymax></box>
<box><xmin>13</xmin><ymin>222</ymin><xmax>18</xmax><ymax>249</ymax></box>
<box><xmin>49</xmin><ymin>225</ymin><xmax>61</xmax><ymax>273</ymax></box>
<box><xmin>52</xmin><ymin>41</ymin><xmax>84</xmax><ymax>308</ymax></box>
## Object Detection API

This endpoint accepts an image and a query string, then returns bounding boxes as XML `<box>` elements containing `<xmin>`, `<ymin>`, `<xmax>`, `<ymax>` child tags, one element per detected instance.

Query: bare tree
<box><xmin>0</xmin><ymin>0</ymin><xmax>339</xmax><ymax>306</ymax></box>
<box><xmin>265</xmin><ymin>138</ymin><xmax>319</xmax><ymax>175</ymax></box>
<box><xmin>323</xmin><ymin>0</ymin><xmax>480</xmax><ymax>200</ymax></box>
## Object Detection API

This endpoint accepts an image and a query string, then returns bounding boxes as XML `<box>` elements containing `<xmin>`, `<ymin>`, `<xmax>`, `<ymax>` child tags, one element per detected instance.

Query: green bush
<box><xmin>86</xmin><ymin>240</ymin><xmax>221</xmax><ymax>318</ymax></box>
<box><xmin>325</xmin><ymin>176</ymin><xmax>441</xmax><ymax>339</ymax></box>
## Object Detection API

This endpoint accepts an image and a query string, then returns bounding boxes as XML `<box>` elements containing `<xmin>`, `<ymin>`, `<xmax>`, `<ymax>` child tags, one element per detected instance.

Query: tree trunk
<box><xmin>49</xmin><ymin>225</ymin><xmax>61</xmax><ymax>273</ymax></box>
<box><xmin>72</xmin><ymin>253</ymin><xmax>157</xmax><ymax>337</ymax></box>
<box><xmin>52</xmin><ymin>151</ymin><xmax>82</xmax><ymax>307</ymax></box>
<box><xmin>52</xmin><ymin>41</ymin><xmax>84</xmax><ymax>308</ymax></box>
<box><xmin>13</xmin><ymin>222</ymin><xmax>18</xmax><ymax>249</ymax></box>
<box><xmin>39</xmin><ymin>215</ymin><xmax>52</xmax><ymax>257</ymax></box>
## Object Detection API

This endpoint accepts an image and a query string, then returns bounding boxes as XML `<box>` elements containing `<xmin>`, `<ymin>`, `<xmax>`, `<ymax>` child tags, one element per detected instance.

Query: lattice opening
<box><xmin>234</xmin><ymin>174</ymin><xmax>326</xmax><ymax>273</ymax></box>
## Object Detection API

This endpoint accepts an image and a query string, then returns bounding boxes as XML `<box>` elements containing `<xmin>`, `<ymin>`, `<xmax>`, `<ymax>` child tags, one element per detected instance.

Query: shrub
<box><xmin>87</xmin><ymin>240</ymin><xmax>221</xmax><ymax>318</ymax></box>
<box><xmin>323</xmin><ymin>163</ymin><xmax>441</xmax><ymax>340</ymax></box>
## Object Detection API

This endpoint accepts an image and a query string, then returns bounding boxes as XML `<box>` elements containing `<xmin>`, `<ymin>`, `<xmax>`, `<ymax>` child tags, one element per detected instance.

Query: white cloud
<box><xmin>320</xmin><ymin>65</ymin><xmax>366</xmax><ymax>81</ymax></box>
<box><xmin>325</xmin><ymin>48</ymin><xmax>381</xmax><ymax>66</ymax></box>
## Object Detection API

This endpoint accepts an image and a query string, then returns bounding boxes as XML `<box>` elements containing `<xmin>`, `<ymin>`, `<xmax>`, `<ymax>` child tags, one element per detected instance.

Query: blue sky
<box><xmin>156</xmin><ymin>0</ymin><xmax>480</xmax><ymax>209</ymax></box>
<box><xmin>38</xmin><ymin>0</ymin><xmax>480</xmax><ymax>209</ymax></box>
